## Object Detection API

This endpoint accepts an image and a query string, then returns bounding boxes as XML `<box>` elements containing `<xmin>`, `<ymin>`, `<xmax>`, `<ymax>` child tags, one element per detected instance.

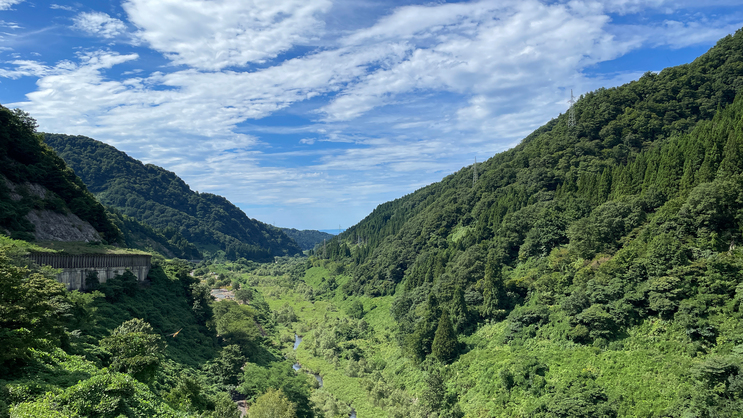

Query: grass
<box><xmin>251</xmin><ymin>266</ymin><xmax>410</xmax><ymax>417</ymax></box>
<box><xmin>0</xmin><ymin>235</ymin><xmax>56</xmax><ymax>253</ymax></box>
<box><xmin>32</xmin><ymin>241</ymin><xmax>150</xmax><ymax>255</ymax></box>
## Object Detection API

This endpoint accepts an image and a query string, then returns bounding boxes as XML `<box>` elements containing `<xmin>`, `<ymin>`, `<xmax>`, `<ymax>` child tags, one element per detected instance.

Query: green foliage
<box><xmin>249</xmin><ymin>388</ymin><xmax>297</xmax><ymax>418</ymax></box>
<box><xmin>43</xmin><ymin>133</ymin><xmax>302</xmax><ymax>261</ymax></box>
<box><xmin>345</xmin><ymin>300</ymin><xmax>364</xmax><ymax>319</ymax></box>
<box><xmin>91</xmin><ymin>261</ymin><xmax>219</xmax><ymax>366</ymax></box>
<box><xmin>254</xmin><ymin>29</ymin><xmax>743</xmax><ymax>418</ymax></box>
<box><xmin>0</xmin><ymin>106</ymin><xmax>121</xmax><ymax>243</ymax></box>
<box><xmin>213</xmin><ymin>300</ymin><xmax>262</xmax><ymax>353</ymax></box>
<box><xmin>204</xmin><ymin>344</ymin><xmax>247</xmax><ymax>390</ymax></box>
<box><xmin>431</xmin><ymin>310</ymin><xmax>457</xmax><ymax>364</ymax></box>
<box><xmin>240</xmin><ymin>363</ymin><xmax>312</xmax><ymax>418</ymax></box>
<box><xmin>0</xmin><ymin>250</ymin><xmax>69</xmax><ymax>365</ymax></box>
<box><xmin>107</xmin><ymin>208</ymin><xmax>202</xmax><ymax>259</ymax></box>
<box><xmin>11</xmin><ymin>372</ymin><xmax>181</xmax><ymax>417</ymax></box>
<box><xmin>100</xmin><ymin>318</ymin><xmax>164</xmax><ymax>383</ymax></box>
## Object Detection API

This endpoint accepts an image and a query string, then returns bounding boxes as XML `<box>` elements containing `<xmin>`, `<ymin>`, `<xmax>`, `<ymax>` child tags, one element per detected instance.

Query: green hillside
<box><xmin>107</xmin><ymin>208</ymin><xmax>202</xmax><ymax>260</ymax></box>
<box><xmin>0</xmin><ymin>234</ymin><xmax>314</xmax><ymax>418</ymax></box>
<box><xmin>0</xmin><ymin>106</ymin><xmax>121</xmax><ymax>243</ymax></box>
<box><xmin>299</xmin><ymin>29</ymin><xmax>743</xmax><ymax>416</ymax></box>
<box><xmin>44</xmin><ymin>134</ymin><xmax>302</xmax><ymax>261</ymax></box>
<box><xmin>281</xmin><ymin>228</ymin><xmax>335</xmax><ymax>251</ymax></box>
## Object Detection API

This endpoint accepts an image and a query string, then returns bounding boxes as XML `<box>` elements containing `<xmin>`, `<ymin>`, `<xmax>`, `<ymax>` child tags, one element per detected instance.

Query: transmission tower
<box><xmin>473</xmin><ymin>157</ymin><xmax>478</xmax><ymax>185</ymax></box>
<box><xmin>568</xmin><ymin>89</ymin><xmax>576</xmax><ymax>128</ymax></box>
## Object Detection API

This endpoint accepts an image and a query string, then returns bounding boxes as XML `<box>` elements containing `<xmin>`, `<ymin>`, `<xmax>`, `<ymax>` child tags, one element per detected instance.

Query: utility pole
<box><xmin>323</xmin><ymin>239</ymin><xmax>327</xmax><ymax>258</ymax></box>
<box><xmin>473</xmin><ymin>157</ymin><xmax>478</xmax><ymax>185</ymax></box>
<box><xmin>568</xmin><ymin>89</ymin><xmax>576</xmax><ymax>128</ymax></box>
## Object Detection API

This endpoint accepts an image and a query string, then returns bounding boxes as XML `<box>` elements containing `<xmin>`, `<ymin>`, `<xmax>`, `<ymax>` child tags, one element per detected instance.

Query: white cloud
<box><xmin>322</xmin><ymin>0</ymin><xmax>622</xmax><ymax>122</ymax></box>
<box><xmin>0</xmin><ymin>0</ymin><xmax>23</xmax><ymax>11</ymax></box>
<box><xmin>0</xmin><ymin>20</ymin><xmax>21</xmax><ymax>29</ymax></box>
<box><xmin>73</xmin><ymin>12</ymin><xmax>128</xmax><ymax>39</ymax></box>
<box><xmin>3</xmin><ymin>0</ymin><xmax>740</xmax><ymax>228</ymax></box>
<box><xmin>50</xmin><ymin>4</ymin><xmax>76</xmax><ymax>12</ymax></box>
<box><xmin>122</xmin><ymin>0</ymin><xmax>332</xmax><ymax>70</ymax></box>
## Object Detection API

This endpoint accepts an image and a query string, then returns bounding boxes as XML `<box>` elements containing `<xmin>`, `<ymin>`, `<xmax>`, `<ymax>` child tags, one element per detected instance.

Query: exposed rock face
<box><xmin>26</xmin><ymin>209</ymin><xmax>102</xmax><ymax>242</ymax></box>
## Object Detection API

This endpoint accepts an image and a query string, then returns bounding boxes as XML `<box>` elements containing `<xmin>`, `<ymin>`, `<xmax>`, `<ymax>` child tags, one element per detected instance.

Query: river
<box><xmin>294</xmin><ymin>334</ymin><xmax>356</xmax><ymax>417</ymax></box>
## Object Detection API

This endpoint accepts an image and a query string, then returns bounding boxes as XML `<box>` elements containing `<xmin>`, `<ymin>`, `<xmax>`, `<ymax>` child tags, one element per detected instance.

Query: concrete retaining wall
<box><xmin>26</xmin><ymin>253</ymin><xmax>151</xmax><ymax>291</ymax></box>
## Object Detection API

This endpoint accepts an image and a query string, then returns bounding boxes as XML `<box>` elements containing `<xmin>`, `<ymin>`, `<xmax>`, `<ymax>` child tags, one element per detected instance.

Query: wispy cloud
<box><xmin>0</xmin><ymin>0</ymin><xmax>23</xmax><ymax>11</ymax></box>
<box><xmin>2</xmin><ymin>0</ymin><xmax>741</xmax><ymax>228</ymax></box>
<box><xmin>122</xmin><ymin>0</ymin><xmax>333</xmax><ymax>70</ymax></box>
<box><xmin>72</xmin><ymin>11</ymin><xmax>128</xmax><ymax>39</ymax></box>
<box><xmin>50</xmin><ymin>4</ymin><xmax>76</xmax><ymax>12</ymax></box>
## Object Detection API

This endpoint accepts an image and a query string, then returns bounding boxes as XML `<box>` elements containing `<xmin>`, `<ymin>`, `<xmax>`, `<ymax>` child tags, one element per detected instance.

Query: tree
<box><xmin>11</xmin><ymin>108</ymin><xmax>38</xmax><ymax>133</ymax></box>
<box><xmin>421</xmin><ymin>367</ymin><xmax>445</xmax><ymax>412</ymax></box>
<box><xmin>209</xmin><ymin>392</ymin><xmax>241</xmax><ymax>418</ymax></box>
<box><xmin>100</xmin><ymin>318</ymin><xmax>164</xmax><ymax>383</ymax></box>
<box><xmin>213</xmin><ymin>300</ymin><xmax>262</xmax><ymax>351</ymax></box>
<box><xmin>431</xmin><ymin>310</ymin><xmax>457</xmax><ymax>363</ymax></box>
<box><xmin>346</xmin><ymin>300</ymin><xmax>364</xmax><ymax>319</ymax></box>
<box><xmin>209</xmin><ymin>344</ymin><xmax>247</xmax><ymax>389</ymax></box>
<box><xmin>235</xmin><ymin>288</ymin><xmax>252</xmax><ymax>304</ymax></box>
<box><xmin>0</xmin><ymin>251</ymin><xmax>69</xmax><ymax>363</ymax></box>
<box><xmin>249</xmin><ymin>388</ymin><xmax>296</xmax><ymax>418</ymax></box>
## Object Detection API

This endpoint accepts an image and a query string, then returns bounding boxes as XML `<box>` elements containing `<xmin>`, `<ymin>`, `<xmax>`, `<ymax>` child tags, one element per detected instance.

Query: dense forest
<box><xmin>291</xmin><ymin>29</ymin><xmax>743</xmax><ymax>416</ymax></box>
<box><xmin>44</xmin><ymin>133</ymin><xmax>302</xmax><ymax>262</ymax></box>
<box><xmin>282</xmin><ymin>229</ymin><xmax>335</xmax><ymax>251</ymax></box>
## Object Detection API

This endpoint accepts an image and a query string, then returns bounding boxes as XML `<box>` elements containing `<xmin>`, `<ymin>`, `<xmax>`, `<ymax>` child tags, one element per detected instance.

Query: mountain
<box><xmin>337</xmin><ymin>29</ymin><xmax>743</xmax><ymax>295</ymax></box>
<box><xmin>0</xmin><ymin>106</ymin><xmax>120</xmax><ymax>243</ymax></box>
<box><xmin>280</xmin><ymin>228</ymin><xmax>335</xmax><ymax>250</ymax></box>
<box><xmin>44</xmin><ymin>134</ymin><xmax>302</xmax><ymax>261</ymax></box>
<box><xmin>307</xmin><ymin>29</ymin><xmax>743</xmax><ymax>416</ymax></box>
<box><xmin>107</xmin><ymin>209</ymin><xmax>202</xmax><ymax>260</ymax></box>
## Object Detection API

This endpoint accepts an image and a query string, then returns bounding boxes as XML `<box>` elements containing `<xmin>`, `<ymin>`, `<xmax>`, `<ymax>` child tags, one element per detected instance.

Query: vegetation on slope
<box><xmin>44</xmin><ymin>133</ymin><xmax>302</xmax><ymax>261</ymax></box>
<box><xmin>0</xmin><ymin>106</ymin><xmax>121</xmax><ymax>243</ymax></box>
<box><xmin>281</xmin><ymin>229</ymin><xmax>335</xmax><ymax>251</ymax></box>
<box><xmin>292</xmin><ymin>29</ymin><xmax>743</xmax><ymax>416</ymax></box>
<box><xmin>0</xmin><ymin>237</ymin><xmax>318</xmax><ymax>418</ymax></box>
<box><xmin>107</xmin><ymin>208</ymin><xmax>202</xmax><ymax>260</ymax></box>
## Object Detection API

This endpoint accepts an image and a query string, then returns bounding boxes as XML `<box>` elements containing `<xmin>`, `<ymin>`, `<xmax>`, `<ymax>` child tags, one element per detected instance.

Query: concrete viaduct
<box><xmin>26</xmin><ymin>253</ymin><xmax>152</xmax><ymax>291</ymax></box>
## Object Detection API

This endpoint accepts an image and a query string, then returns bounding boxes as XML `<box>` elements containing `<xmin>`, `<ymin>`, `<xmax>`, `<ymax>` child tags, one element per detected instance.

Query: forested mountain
<box><xmin>44</xmin><ymin>134</ymin><xmax>302</xmax><ymax>261</ymax></box>
<box><xmin>0</xmin><ymin>106</ymin><xmax>121</xmax><ymax>243</ymax></box>
<box><xmin>107</xmin><ymin>208</ymin><xmax>202</xmax><ymax>260</ymax></box>
<box><xmin>308</xmin><ymin>29</ymin><xmax>743</xmax><ymax>415</ymax></box>
<box><xmin>281</xmin><ymin>228</ymin><xmax>334</xmax><ymax>251</ymax></box>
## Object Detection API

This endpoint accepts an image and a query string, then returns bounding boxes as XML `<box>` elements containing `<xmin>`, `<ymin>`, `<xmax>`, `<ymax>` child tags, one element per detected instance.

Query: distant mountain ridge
<box><xmin>280</xmin><ymin>228</ymin><xmax>335</xmax><ymax>250</ymax></box>
<box><xmin>44</xmin><ymin>134</ymin><xmax>302</xmax><ymax>261</ymax></box>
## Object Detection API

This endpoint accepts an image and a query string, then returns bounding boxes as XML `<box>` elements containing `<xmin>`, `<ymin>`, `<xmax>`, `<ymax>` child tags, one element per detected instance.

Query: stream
<box><xmin>292</xmin><ymin>334</ymin><xmax>324</xmax><ymax>387</ymax></box>
<box><xmin>292</xmin><ymin>334</ymin><xmax>356</xmax><ymax>418</ymax></box>
<box><xmin>294</xmin><ymin>334</ymin><xmax>356</xmax><ymax>417</ymax></box>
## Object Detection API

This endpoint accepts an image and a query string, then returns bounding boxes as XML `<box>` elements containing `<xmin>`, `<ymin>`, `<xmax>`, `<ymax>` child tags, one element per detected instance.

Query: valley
<box><xmin>3</xmin><ymin>21</ymin><xmax>743</xmax><ymax>418</ymax></box>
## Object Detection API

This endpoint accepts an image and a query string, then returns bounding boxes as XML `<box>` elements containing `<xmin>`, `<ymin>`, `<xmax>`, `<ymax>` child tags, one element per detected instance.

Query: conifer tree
<box><xmin>431</xmin><ymin>309</ymin><xmax>457</xmax><ymax>363</ymax></box>
<box><xmin>449</xmin><ymin>286</ymin><xmax>469</xmax><ymax>334</ymax></box>
<box><xmin>717</xmin><ymin>132</ymin><xmax>742</xmax><ymax>178</ymax></box>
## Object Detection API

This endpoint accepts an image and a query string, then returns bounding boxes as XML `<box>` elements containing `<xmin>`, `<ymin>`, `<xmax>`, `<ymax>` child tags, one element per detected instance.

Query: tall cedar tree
<box><xmin>431</xmin><ymin>309</ymin><xmax>457</xmax><ymax>363</ymax></box>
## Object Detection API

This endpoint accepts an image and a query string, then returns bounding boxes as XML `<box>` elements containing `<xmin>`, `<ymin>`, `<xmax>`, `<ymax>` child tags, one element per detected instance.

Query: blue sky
<box><xmin>1</xmin><ymin>0</ymin><xmax>742</xmax><ymax>230</ymax></box>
